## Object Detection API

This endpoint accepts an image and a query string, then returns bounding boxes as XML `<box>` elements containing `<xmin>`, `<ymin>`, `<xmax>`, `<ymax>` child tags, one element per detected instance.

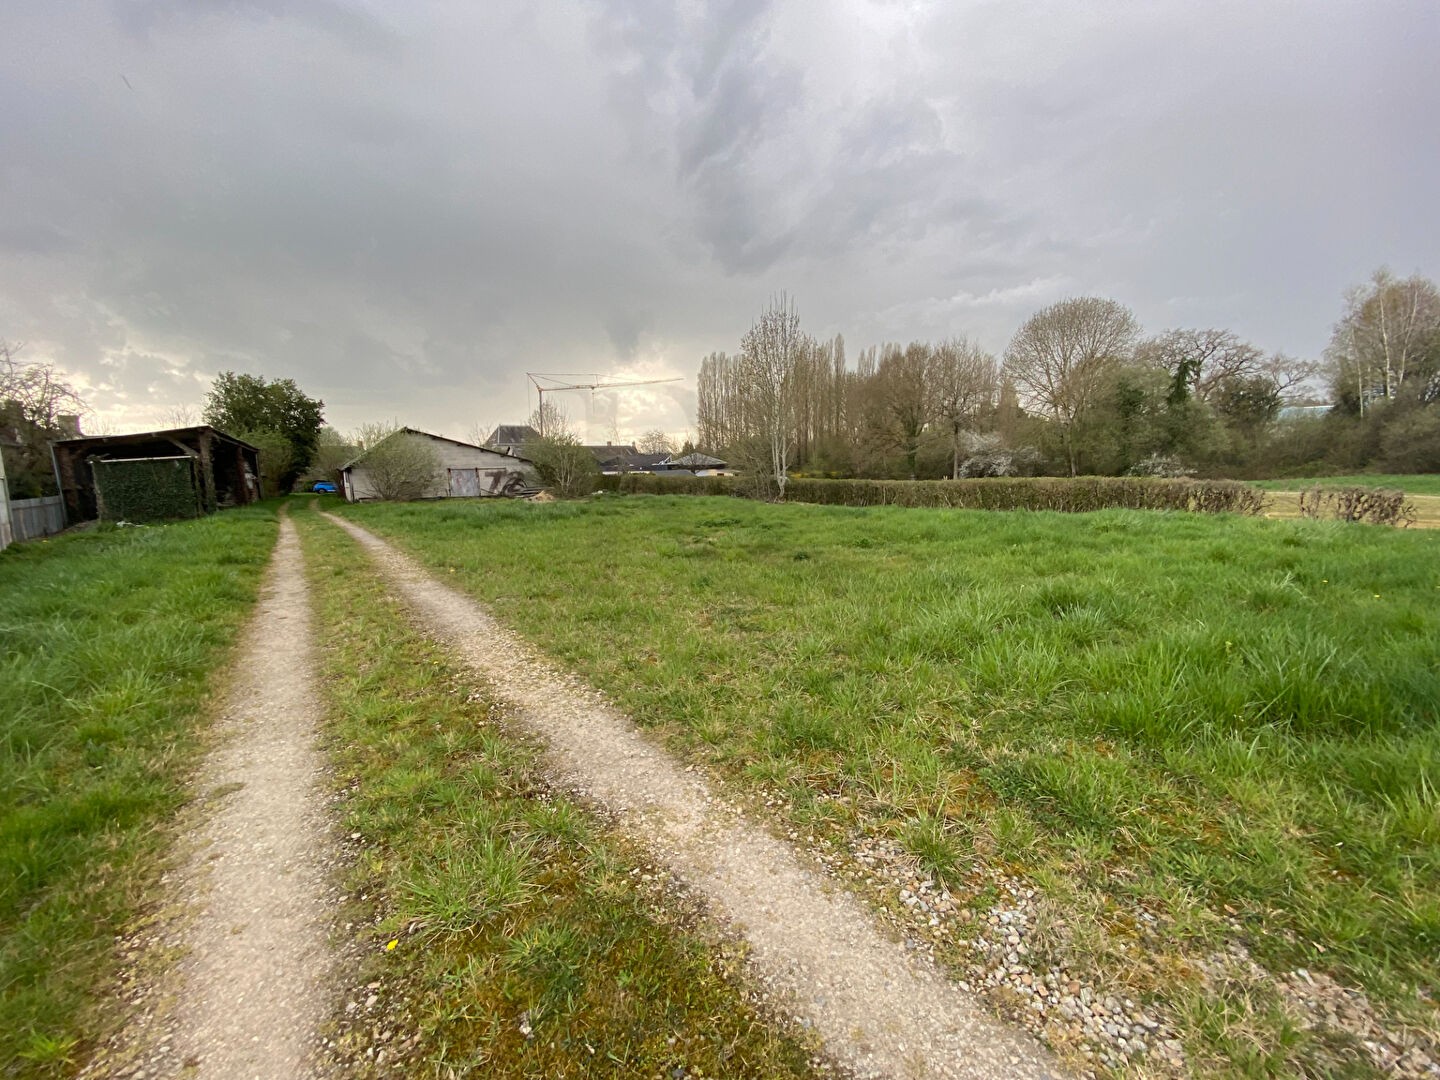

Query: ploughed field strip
<box><xmin>323</xmin><ymin>512</ymin><xmax>1061</xmax><ymax>1080</ymax></box>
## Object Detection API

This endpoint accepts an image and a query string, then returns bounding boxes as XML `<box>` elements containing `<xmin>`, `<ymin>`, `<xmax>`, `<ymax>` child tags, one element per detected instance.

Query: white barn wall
<box><xmin>344</xmin><ymin>431</ymin><xmax>535</xmax><ymax>502</ymax></box>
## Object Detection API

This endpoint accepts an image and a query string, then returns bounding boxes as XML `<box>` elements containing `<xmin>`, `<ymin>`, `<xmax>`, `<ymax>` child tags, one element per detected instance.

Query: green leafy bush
<box><xmin>597</xmin><ymin>472</ymin><xmax>1268</xmax><ymax>515</ymax></box>
<box><xmin>92</xmin><ymin>458</ymin><xmax>201</xmax><ymax>522</ymax></box>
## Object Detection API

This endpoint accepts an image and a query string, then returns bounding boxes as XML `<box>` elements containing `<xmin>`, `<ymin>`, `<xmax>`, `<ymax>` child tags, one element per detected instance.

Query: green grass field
<box><xmin>334</xmin><ymin>495</ymin><xmax>1440</xmax><ymax>1076</ymax></box>
<box><xmin>1254</xmin><ymin>474</ymin><xmax>1440</xmax><ymax>496</ymax></box>
<box><xmin>295</xmin><ymin>509</ymin><xmax>818</xmax><ymax>1077</ymax></box>
<box><xmin>0</xmin><ymin>508</ymin><xmax>278</xmax><ymax>1077</ymax></box>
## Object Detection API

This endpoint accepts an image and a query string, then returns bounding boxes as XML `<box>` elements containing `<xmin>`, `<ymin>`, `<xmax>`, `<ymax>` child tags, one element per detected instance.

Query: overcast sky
<box><xmin>3</xmin><ymin>1</ymin><xmax>1437</xmax><ymax>442</ymax></box>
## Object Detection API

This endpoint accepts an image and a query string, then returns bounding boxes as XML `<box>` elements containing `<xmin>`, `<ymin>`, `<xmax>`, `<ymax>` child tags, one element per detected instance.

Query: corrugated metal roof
<box><xmin>342</xmin><ymin>427</ymin><xmax>533</xmax><ymax>471</ymax></box>
<box><xmin>50</xmin><ymin>425</ymin><xmax>261</xmax><ymax>453</ymax></box>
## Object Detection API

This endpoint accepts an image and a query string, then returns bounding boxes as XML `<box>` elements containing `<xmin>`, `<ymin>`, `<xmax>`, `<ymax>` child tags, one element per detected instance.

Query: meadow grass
<box><xmin>0</xmin><ymin>507</ymin><xmax>278</xmax><ymax>1077</ymax></box>
<box><xmin>295</xmin><ymin>509</ymin><xmax>818</xmax><ymax>1078</ymax></box>
<box><xmin>334</xmin><ymin>495</ymin><xmax>1440</xmax><ymax>1073</ymax></box>
<box><xmin>1253</xmin><ymin>474</ymin><xmax>1440</xmax><ymax>496</ymax></box>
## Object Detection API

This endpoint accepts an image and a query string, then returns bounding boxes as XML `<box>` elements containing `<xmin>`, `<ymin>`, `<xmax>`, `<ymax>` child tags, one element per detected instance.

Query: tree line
<box><xmin>697</xmin><ymin>269</ymin><xmax>1440</xmax><ymax>484</ymax></box>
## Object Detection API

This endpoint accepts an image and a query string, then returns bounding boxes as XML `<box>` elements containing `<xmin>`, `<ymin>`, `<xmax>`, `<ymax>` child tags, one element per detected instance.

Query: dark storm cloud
<box><xmin>0</xmin><ymin>1</ymin><xmax>1436</xmax><ymax>438</ymax></box>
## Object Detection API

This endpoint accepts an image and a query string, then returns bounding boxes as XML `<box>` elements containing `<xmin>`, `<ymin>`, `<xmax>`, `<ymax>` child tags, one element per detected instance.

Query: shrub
<box><xmin>954</xmin><ymin>433</ymin><xmax>1042</xmax><ymax>479</ymax></box>
<box><xmin>1297</xmin><ymin>485</ymin><xmax>1416</xmax><ymax>526</ymax></box>
<box><xmin>1126</xmin><ymin>454</ymin><xmax>1195</xmax><ymax>479</ymax></box>
<box><xmin>524</xmin><ymin>434</ymin><xmax>600</xmax><ymax>499</ymax></box>
<box><xmin>351</xmin><ymin>426</ymin><xmax>443</xmax><ymax>501</ymax></box>
<box><xmin>595</xmin><ymin>473</ymin><xmax>1269</xmax><ymax>516</ymax></box>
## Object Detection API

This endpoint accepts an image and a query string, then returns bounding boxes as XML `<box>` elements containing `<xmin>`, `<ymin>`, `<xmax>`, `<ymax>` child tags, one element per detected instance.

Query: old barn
<box><xmin>52</xmin><ymin>426</ymin><xmax>262</xmax><ymax>525</ymax></box>
<box><xmin>340</xmin><ymin>428</ymin><xmax>537</xmax><ymax>502</ymax></box>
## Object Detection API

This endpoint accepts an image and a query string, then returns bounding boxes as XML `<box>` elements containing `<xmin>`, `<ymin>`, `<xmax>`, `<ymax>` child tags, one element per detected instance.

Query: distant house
<box><xmin>482</xmin><ymin>424</ymin><xmax>540</xmax><ymax>457</ymax></box>
<box><xmin>341</xmin><ymin>428</ymin><xmax>537</xmax><ymax>502</ymax></box>
<box><xmin>588</xmin><ymin>447</ymin><xmax>730</xmax><ymax>475</ymax></box>
<box><xmin>667</xmin><ymin>451</ymin><xmax>728</xmax><ymax>471</ymax></box>
<box><xmin>586</xmin><ymin>446</ymin><xmax>666</xmax><ymax>473</ymax></box>
<box><xmin>583</xmin><ymin>443</ymin><xmax>636</xmax><ymax>461</ymax></box>
<box><xmin>51</xmin><ymin>426</ymin><xmax>261</xmax><ymax>525</ymax></box>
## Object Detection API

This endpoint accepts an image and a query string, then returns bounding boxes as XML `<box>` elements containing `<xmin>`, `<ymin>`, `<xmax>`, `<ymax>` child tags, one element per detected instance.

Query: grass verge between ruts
<box><xmin>0</xmin><ymin>506</ymin><xmax>280</xmax><ymax>1077</ymax></box>
<box><xmin>295</xmin><ymin>508</ymin><xmax>822</xmax><ymax>1078</ymax></box>
<box><xmin>332</xmin><ymin>494</ymin><xmax>1440</xmax><ymax>1078</ymax></box>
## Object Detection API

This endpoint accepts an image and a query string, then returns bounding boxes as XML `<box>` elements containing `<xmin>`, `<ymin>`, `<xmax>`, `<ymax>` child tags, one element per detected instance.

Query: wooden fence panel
<box><xmin>9</xmin><ymin>496</ymin><xmax>67</xmax><ymax>542</ymax></box>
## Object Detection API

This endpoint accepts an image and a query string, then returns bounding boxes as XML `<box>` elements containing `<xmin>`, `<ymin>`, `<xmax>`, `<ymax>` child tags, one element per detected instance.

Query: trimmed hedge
<box><xmin>596</xmin><ymin>473</ymin><xmax>1269</xmax><ymax>515</ymax></box>
<box><xmin>1298</xmin><ymin>485</ymin><xmax>1416</xmax><ymax>526</ymax></box>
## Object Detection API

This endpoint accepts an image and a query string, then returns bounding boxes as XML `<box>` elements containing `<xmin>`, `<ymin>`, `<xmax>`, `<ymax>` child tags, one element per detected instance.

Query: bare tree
<box><xmin>1324</xmin><ymin>269</ymin><xmax>1440</xmax><ymax>411</ymax></box>
<box><xmin>467</xmin><ymin>418</ymin><xmax>499</xmax><ymax>448</ymax></box>
<box><xmin>739</xmin><ymin>294</ymin><xmax>805</xmax><ymax>499</ymax></box>
<box><xmin>930</xmin><ymin>337</ymin><xmax>998</xmax><ymax>478</ymax></box>
<box><xmin>862</xmin><ymin>342</ymin><xmax>933</xmax><ymax>479</ymax></box>
<box><xmin>163</xmin><ymin>403</ymin><xmax>199</xmax><ymax>429</ymax></box>
<box><xmin>1136</xmin><ymin>328</ymin><xmax>1264</xmax><ymax>403</ymax></box>
<box><xmin>523</xmin><ymin>430</ymin><xmax>599</xmax><ymax>498</ymax></box>
<box><xmin>1</xmin><ymin>342</ymin><xmax>90</xmax><ymax>496</ymax></box>
<box><xmin>1260</xmin><ymin>352</ymin><xmax>1322</xmax><ymax>402</ymax></box>
<box><xmin>352</xmin><ymin>422</ymin><xmax>442</xmax><ymax>501</ymax></box>
<box><xmin>1</xmin><ymin>341</ymin><xmax>87</xmax><ymax>430</ymax></box>
<box><xmin>1003</xmin><ymin>297</ymin><xmax>1140</xmax><ymax>475</ymax></box>
<box><xmin>306</xmin><ymin>426</ymin><xmax>357</xmax><ymax>482</ymax></box>
<box><xmin>529</xmin><ymin>398</ymin><xmax>574</xmax><ymax>440</ymax></box>
<box><xmin>636</xmin><ymin>429</ymin><xmax>676</xmax><ymax>455</ymax></box>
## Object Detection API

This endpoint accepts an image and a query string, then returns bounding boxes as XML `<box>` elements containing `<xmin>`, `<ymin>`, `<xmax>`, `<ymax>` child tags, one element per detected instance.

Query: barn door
<box><xmin>447</xmin><ymin>468</ymin><xmax>481</xmax><ymax>497</ymax></box>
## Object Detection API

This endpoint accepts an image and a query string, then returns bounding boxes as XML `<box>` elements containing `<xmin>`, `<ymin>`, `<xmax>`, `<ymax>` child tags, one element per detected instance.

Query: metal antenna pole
<box><xmin>525</xmin><ymin>373</ymin><xmax>684</xmax><ymax>441</ymax></box>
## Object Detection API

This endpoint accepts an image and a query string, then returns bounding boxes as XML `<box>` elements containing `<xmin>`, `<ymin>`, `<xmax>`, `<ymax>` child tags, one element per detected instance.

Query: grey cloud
<box><xmin>0</xmin><ymin>223</ymin><xmax>75</xmax><ymax>255</ymax></box>
<box><xmin>605</xmin><ymin>308</ymin><xmax>654</xmax><ymax>359</ymax></box>
<box><xmin>0</xmin><ymin>0</ymin><xmax>1435</xmax><ymax>439</ymax></box>
<box><xmin>113</xmin><ymin>0</ymin><xmax>402</xmax><ymax>58</ymax></box>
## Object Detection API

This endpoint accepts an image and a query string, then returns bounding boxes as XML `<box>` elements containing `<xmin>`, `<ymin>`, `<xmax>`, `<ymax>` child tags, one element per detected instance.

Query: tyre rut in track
<box><xmin>325</xmin><ymin>511</ymin><xmax>1064</xmax><ymax>1080</ymax></box>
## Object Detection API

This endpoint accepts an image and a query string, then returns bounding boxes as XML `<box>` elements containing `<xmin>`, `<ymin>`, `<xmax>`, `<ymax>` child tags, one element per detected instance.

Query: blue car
<box><xmin>311</xmin><ymin>481</ymin><xmax>338</xmax><ymax>494</ymax></box>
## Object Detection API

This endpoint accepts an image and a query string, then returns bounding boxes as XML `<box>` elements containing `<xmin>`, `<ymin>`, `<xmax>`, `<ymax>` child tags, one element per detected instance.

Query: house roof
<box><xmin>667</xmin><ymin>451</ymin><xmax>727</xmax><ymax>468</ymax></box>
<box><xmin>593</xmin><ymin>449</ymin><xmax>673</xmax><ymax>471</ymax></box>
<box><xmin>583</xmin><ymin>443</ymin><xmax>639</xmax><ymax>462</ymax></box>
<box><xmin>485</xmin><ymin>424</ymin><xmax>540</xmax><ymax>447</ymax></box>
<box><xmin>342</xmin><ymin>427</ymin><xmax>533</xmax><ymax>471</ymax></box>
<box><xmin>50</xmin><ymin>425</ymin><xmax>261</xmax><ymax>454</ymax></box>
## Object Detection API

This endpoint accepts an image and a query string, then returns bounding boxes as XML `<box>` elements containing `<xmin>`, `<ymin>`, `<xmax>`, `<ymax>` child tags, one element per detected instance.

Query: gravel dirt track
<box><xmin>326</xmin><ymin>511</ymin><xmax>1064</xmax><ymax>1080</ymax></box>
<box><xmin>90</xmin><ymin>514</ymin><xmax>335</xmax><ymax>1080</ymax></box>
